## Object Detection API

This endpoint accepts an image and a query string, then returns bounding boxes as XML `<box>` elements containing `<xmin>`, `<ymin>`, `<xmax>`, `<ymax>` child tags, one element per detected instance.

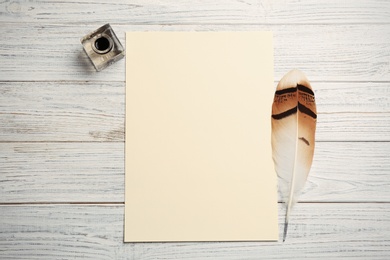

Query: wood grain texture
<box><xmin>1</xmin><ymin>24</ymin><xmax>389</xmax><ymax>82</ymax></box>
<box><xmin>0</xmin><ymin>142</ymin><xmax>123</xmax><ymax>203</ymax></box>
<box><xmin>1</xmin><ymin>0</ymin><xmax>389</xmax><ymax>25</ymax></box>
<box><xmin>1</xmin><ymin>0</ymin><xmax>389</xmax><ymax>258</ymax></box>
<box><xmin>1</xmin><ymin>82</ymin><xmax>389</xmax><ymax>142</ymax></box>
<box><xmin>1</xmin><ymin>142</ymin><xmax>389</xmax><ymax>203</ymax></box>
<box><xmin>0</xmin><ymin>82</ymin><xmax>124</xmax><ymax>142</ymax></box>
<box><xmin>1</xmin><ymin>204</ymin><xmax>389</xmax><ymax>259</ymax></box>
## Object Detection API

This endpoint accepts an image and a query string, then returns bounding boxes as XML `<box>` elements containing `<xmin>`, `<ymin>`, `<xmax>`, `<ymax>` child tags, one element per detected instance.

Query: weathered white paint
<box><xmin>1</xmin><ymin>0</ymin><xmax>389</xmax><ymax>24</ymax></box>
<box><xmin>0</xmin><ymin>24</ymin><xmax>389</xmax><ymax>82</ymax></box>
<box><xmin>0</xmin><ymin>0</ymin><xmax>389</xmax><ymax>258</ymax></box>
<box><xmin>0</xmin><ymin>204</ymin><xmax>389</xmax><ymax>259</ymax></box>
<box><xmin>1</xmin><ymin>82</ymin><xmax>389</xmax><ymax>142</ymax></box>
<box><xmin>1</xmin><ymin>142</ymin><xmax>389</xmax><ymax>203</ymax></box>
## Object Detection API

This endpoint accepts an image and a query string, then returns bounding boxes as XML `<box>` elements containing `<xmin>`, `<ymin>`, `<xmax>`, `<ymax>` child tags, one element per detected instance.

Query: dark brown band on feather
<box><xmin>299</xmin><ymin>137</ymin><xmax>310</xmax><ymax>146</ymax></box>
<box><xmin>297</xmin><ymin>84</ymin><xmax>314</xmax><ymax>95</ymax></box>
<box><xmin>274</xmin><ymin>84</ymin><xmax>314</xmax><ymax>96</ymax></box>
<box><xmin>272</xmin><ymin>103</ymin><xmax>317</xmax><ymax>120</ymax></box>
<box><xmin>274</xmin><ymin>87</ymin><xmax>297</xmax><ymax>96</ymax></box>
<box><xmin>272</xmin><ymin>106</ymin><xmax>297</xmax><ymax>119</ymax></box>
<box><xmin>298</xmin><ymin>102</ymin><xmax>317</xmax><ymax>119</ymax></box>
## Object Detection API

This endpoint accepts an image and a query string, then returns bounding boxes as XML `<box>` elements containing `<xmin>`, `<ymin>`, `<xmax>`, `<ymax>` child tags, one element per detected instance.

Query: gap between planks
<box><xmin>1</xmin><ymin>202</ymin><xmax>389</xmax><ymax>206</ymax></box>
<box><xmin>0</xmin><ymin>202</ymin><xmax>124</xmax><ymax>205</ymax></box>
<box><xmin>1</xmin><ymin>140</ymin><xmax>389</xmax><ymax>143</ymax></box>
<box><xmin>1</xmin><ymin>80</ymin><xmax>390</xmax><ymax>83</ymax></box>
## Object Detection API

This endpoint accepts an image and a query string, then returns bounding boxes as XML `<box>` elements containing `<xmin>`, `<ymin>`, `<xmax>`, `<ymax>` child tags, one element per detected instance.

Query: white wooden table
<box><xmin>1</xmin><ymin>1</ymin><xmax>389</xmax><ymax>259</ymax></box>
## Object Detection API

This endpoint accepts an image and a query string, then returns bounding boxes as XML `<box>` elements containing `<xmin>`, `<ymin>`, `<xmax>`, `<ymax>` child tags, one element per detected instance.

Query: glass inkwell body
<box><xmin>81</xmin><ymin>24</ymin><xmax>125</xmax><ymax>71</ymax></box>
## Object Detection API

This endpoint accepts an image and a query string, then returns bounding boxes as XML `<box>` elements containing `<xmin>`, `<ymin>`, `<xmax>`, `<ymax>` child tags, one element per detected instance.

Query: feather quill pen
<box><xmin>271</xmin><ymin>70</ymin><xmax>317</xmax><ymax>242</ymax></box>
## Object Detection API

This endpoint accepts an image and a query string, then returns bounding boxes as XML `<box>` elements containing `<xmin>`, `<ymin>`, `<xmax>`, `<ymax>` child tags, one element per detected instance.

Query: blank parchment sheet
<box><xmin>125</xmin><ymin>32</ymin><xmax>278</xmax><ymax>242</ymax></box>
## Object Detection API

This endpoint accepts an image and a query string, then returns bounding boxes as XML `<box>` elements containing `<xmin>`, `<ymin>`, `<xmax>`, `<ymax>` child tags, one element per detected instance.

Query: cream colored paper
<box><xmin>125</xmin><ymin>32</ymin><xmax>278</xmax><ymax>242</ymax></box>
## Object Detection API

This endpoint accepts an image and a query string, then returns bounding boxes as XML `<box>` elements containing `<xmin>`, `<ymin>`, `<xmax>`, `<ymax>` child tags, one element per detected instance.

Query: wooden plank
<box><xmin>315</xmin><ymin>82</ymin><xmax>390</xmax><ymax>113</ymax></box>
<box><xmin>0</xmin><ymin>204</ymin><xmax>389</xmax><ymax>259</ymax></box>
<box><xmin>1</xmin><ymin>142</ymin><xmax>389</xmax><ymax>203</ymax></box>
<box><xmin>0</xmin><ymin>142</ymin><xmax>123</xmax><ymax>203</ymax></box>
<box><xmin>1</xmin><ymin>0</ymin><xmax>389</xmax><ymax>25</ymax></box>
<box><xmin>0</xmin><ymin>82</ymin><xmax>124</xmax><ymax>142</ymax></box>
<box><xmin>317</xmin><ymin>113</ymin><xmax>390</xmax><ymax>142</ymax></box>
<box><xmin>1</xmin><ymin>24</ymin><xmax>389</xmax><ymax>82</ymax></box>
<box><xmin>306</xmin><ymin>142</ymin><xmax>390</xmax><ymax>202</ymax></box>
<box><xmin>1</xmin><ymin>82</ymin><xmax>389</xmax><ymax>142</ymax></box>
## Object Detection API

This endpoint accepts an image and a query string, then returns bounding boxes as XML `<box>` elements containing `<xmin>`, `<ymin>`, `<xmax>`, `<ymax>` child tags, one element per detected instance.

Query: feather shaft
<box><xmin>283</xmin><ymin>119</ymin><xmax>300</xmax><ymax>242</ymax></box>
